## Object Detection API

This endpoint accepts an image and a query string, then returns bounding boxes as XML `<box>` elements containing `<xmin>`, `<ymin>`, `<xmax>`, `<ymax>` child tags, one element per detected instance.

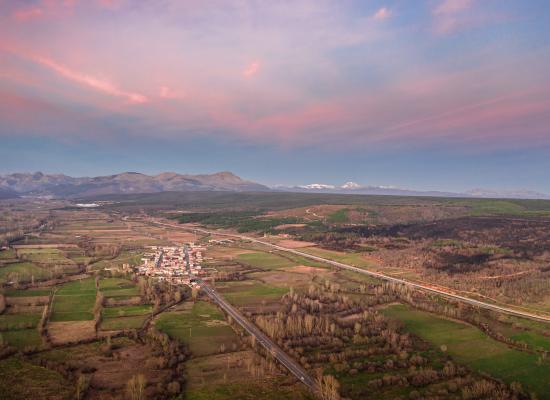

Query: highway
<box><xmin>183</xmin><ymin>245</ymin><xmax>318</xmax><ymax>391</ymax></box>
<box><xmin>157</xmin><ymin>220</ymin><xmax>550</xmax><ymax>324</ymax></box>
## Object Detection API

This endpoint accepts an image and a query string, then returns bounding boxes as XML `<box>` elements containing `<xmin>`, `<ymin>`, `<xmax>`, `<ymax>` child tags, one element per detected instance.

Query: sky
<box><xmin>1</xmin><ymin>0</ymin><xmax>550</xmax><ymax>192</ymax></box>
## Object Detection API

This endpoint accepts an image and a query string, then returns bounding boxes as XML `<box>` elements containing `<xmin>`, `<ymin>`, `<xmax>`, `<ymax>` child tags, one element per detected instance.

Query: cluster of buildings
<box><xmin>136</xmin><ymin>244</ymin><xmax>212</xmax><ymax>286</ymax></box>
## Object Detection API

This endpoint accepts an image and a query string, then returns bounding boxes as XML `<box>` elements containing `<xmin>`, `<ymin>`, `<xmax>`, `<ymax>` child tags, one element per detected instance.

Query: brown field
<box><xmin>12</xmin><ymin>244</ymin><xmax>79</xmax><ymax>249</ymax></box>
<box><xmin>206</xmin><ymin>246</ymin><xmax>256</xmax><ymax>260</ymax></box>
<box><xmin>273</xmin><ymin>223</ymin><xmax>307</xmax><ymax>230</ymax></box>
<box><xmin>48</xmin><ymin>321</ymin><xmax>96</xmax><ymax>345</ymax></box>
<box><xmin>276</xmin><ymin>239</ymin><xmax>317</xmax><ymax>248</ymax></box>
<box><xmin>252</xmin><ymin>270</ymin><xmax>313</xmax><ymax>288</ymax></box>
<box><xmin>283</xmin><ymin>265</ymin><xmax>328</xmax><ymax>274</ymax></box>
<box><xmin>87</xmin><ymin>344</ymin><xmax>172</xmax><ymax>395</ymax></box>
<box><xmin>6</xmin><ymin>296</ymin><xmax>49</xmax><ymax>306</ymax></box>
<box><xmin>163</xmin><ymin>230</ymin><xmax>199</xmax><ymax>242</ymax></box>
<box><xmin>186</xmin><ymin>350</ymin><xmax>280</xmax><ymax>389</ymax></box>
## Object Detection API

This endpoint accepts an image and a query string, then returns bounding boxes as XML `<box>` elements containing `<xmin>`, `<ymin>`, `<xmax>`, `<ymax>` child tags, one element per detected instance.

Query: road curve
<box><xmin>155</xmin><ymin>220</ymin><xmax>550</xmax><ymax>324</ymax></box>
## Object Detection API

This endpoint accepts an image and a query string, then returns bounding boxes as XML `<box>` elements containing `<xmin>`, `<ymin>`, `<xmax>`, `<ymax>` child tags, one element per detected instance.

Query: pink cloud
<box><xmin>432</xmin><ymin>0</ymin><xmax>476</xmax><ymax>35</ymax></box>
<box><xmin>243</xmin><ymin>61</ymin><xmax>260</xmax><ymax>77</ymax></box>
<box><xmin>433</xmin><ymin>0</ymin><xmax>473</xmax><ymax>16</ymax></box>
<box><xmin>33</xmin><ymin>55</ymin><xmax>148</xmax><ymax>104</ymax></box>
<box><xmin>13</xmin><ymin>7</ymin><xmax>44</xmax><ymax>22</ymax></box>
<box><xmin>158</xmin><ymin>85</ymin><xmax>183</xmax><ymax>100</ymax></box>
<box><xmin>97</xmin><ymin>0</ymin><xmax>124</xmax><ymax>9</ymax></box>
<box><xmin>372</xmin><ymin>7</ymin><xmax>391</xmax><ymax>21</ymax></box>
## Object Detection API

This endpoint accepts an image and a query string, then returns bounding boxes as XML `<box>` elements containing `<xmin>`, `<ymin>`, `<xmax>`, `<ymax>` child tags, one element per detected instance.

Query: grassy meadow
<box><xmin>383</xmin><ymin>304</ymin><xmax>550</xmax><ymax>399</ymax></box>
<box><xmin>0</xmin><ymin>262</ymin><xmax>51</xmax><ymax>284</ymax></box>
<box><xmin>50</xmin><ymin>278</ymin><xmax>97</xmax><ymax>322</ymax></box>
<box><xmin>156</xmin><ymin>301</ymin><xmax>239</xmax><ymax>356</ymax></box>
<box><xmin>100</xmin><ymin>304</ymin><xmax>151</xmax><ymax>331</ymax></box>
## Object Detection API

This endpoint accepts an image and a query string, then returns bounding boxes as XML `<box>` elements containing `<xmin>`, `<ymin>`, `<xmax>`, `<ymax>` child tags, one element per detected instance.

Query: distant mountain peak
<box><xmin>299</xmin><ymin>183</ymin><xmax>336</xmax><ymax>190</ymax></box>
<box><xmin>341</xmin><ymin>181</ymin><xmax>361</xmax><ymax>189</ymax></box>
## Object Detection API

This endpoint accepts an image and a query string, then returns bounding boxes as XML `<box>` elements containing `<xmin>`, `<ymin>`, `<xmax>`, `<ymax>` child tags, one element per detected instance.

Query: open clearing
<box><xmin>282</xmin><ymin>265</ymin><xmax>328</xmax><ymax>274</ymax></box>
<box><xmin>383</xmin><ymin>304</ymin><xmax>550</xmax><ymax>399</ymax></box>
<box><xmin>4</xmin><ymin>287</ymin><xmax>51</xmax><ymax>298</ymax></box>
<box><xmin>50</xmin><ymin>278</ymin><xmax>96</xmax><ymax>321</ymax></box>
<box><xmin>250</xmin><ymin>270</ymin><xmax>313</xmax><ymax>289</ymax></box>
<box><xmin>99</xmin><ymin>277</ymin><xmax>140</xmax><ymax>298</ymax></box>
<box><xmin>15</xmin><ymin>248</ymin><xmax>75</xmax><ymax>265</ymax></box>
<box><xmin>185</xmin><ymin>349</ymin><xmax>314</xmax><ymax>400</ymax></box>
<box><xmin>216</xmin><ymin>280</ymin><xmax>288</xmax><ymax>307</ymax></box>
<box><xmin>235</xmin><ymin>251</ymin><xmax>297</xmax><ymax>270</ymax></box>
<box><xmin>276</xmin><ymin>239</ymin><xmax>316</xmax><ymax>248</ymax></box>
<box><xmin>48</xmin><ymin>321</ymin><xmax>97</xmax><ymax>345</ymax></box>
<box><xmin>0</xmin><ymin>328</ymin><xmax>43</xmax><ymax>350</ymax></box>
<box><xmin>156</xmin><ymin>301</ymin><xmax>240</xmax><ymax>356</ymax></box>
<box><xmin>101</xmin><ymin>304</ymin><xmax>151</xmax><ymax>331</ymax></box>
<box><xmin>0</xmin><ymin>262</ymin><xmax>51</xmax><ymax>284</ymax></box>
<box><xmin>28</xmin><ymin>337</ymin><xmax>173</xmax><ymax>398</ymax></box>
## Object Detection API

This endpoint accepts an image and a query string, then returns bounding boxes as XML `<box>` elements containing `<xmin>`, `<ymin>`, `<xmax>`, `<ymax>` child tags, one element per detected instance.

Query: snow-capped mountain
<box><xmin>279</xmin><ymin>182</ymin><xmax>460</xmax><ymax>197</ymax></box>
<box><xmin>341</xmin><ymin>182</ymin><xmax>361</xmax><ymax>189</ymax></box>
<box><xmin>299</xmin><ymin>183</ymin><xmax>336</xmax><ymax>190</ymax></box>
<box><xmin>278</xmin><ymin>182</ymin><xmax>550</xmax><ymax>200</ymax></box>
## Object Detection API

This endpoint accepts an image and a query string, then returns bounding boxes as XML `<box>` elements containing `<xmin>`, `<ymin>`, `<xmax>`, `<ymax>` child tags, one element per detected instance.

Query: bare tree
<box><xmin>75</xmin><ymin>374</ymin><xmax>89</xmax><ymax>400</ymax></box>
<box><xmin>126</xmin><ymin>374</ymin><xmax>146</xmax><ymax>400</ymax></box>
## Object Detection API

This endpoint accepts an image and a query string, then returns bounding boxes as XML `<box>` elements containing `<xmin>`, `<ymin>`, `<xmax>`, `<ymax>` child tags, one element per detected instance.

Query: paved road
<box><xmin>156</xmin><ymin>220</ymin><xmax>550</xmax><ymax>324</ymax></box>
<box><xmin>183</xmin><ymin>245</ymin><xmax>318</xmax><ymax>391</ymax></box>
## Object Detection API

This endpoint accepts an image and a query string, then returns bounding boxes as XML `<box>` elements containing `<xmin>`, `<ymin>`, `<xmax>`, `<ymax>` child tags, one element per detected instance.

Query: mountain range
<box><xmin>276</xmin><ymin>182</ymin><xmax>550</xmax><ymax>199</ymax></box>
<box><xmin>0</xmin><ymin>172</ymin><xmax>548</xmax><ymax>200</ymax></box>
<box><xmin>0</xmin><ymin>171</ymin><xmax>268</xmax><ymax>198</ymax></box>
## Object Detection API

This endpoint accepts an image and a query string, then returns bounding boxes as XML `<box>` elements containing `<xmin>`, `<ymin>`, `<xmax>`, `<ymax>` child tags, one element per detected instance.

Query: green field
<box><xmin>156</xmin><ymin>301</ymin><xmax>239</xmax><ymax>356</ymax></box>
<box><xmin>99</xmin><ymin>277</ymin><xmax>140</xmax><ymax>298</ymax></box>
<box><xmin>383</xmin><ymin>304</ymin><xmax>550</xmax><ymax>399</ymax></box>
<box><xmin>0</xmin><ymin>262</ymin><xmax>50</xmax><ymax>284</ymax></box>
<box><xmin>3</xmin><ymin>288</ymin><xmax>52</xmax><ymax>297</ymax></box>
<box><xmin>0</xmin><ymin>313</ymin><xmax>41</xmax><ymax>331</ymax></box>
<box><xmin>0</xmin><ymin>329</ymin><xmax>43</xmax><ymax>350</ymax></box>
<box><xmin>273</xmin><ymin>251</ymin><xmax>326</xmax><ymax>268</ymax></box>
<box><xmin>64</xmin><ymin>248</ymin><xmax>93</xmax><ymax>265</ymax></box>
<box><xmin>100</xmin><ymin>304</ymin><xmax>151</xmax><ymax>330</ymax></box>
<box><xmin>509</xmin><ymin>331</ymin><xmax>550</xmax><ymax>351</ymax></box>
<box><xmin>89</xmin><ymin>251</ymin><xmax>143</xmax><ymax>271</ymax></box>
<box><xmin>0</xmin><ymin>249</ymin><xmax>17</xmax><ymax>260</ymax></box>
<box><xmin>16</xmin><ymin>248</ymin><xmax>75</xmax><ymax>265</ymax></box>
<box><xmin>187</xmin><ymin>381</ymin><xmax>314</xmax><ymax>400</ymax></box>
<box><xmin>217</xmin><ymin>280</ymin><xmax>288</xmax><ymax>306</ymax></box>
<box><xmin>102</xmin><ymin>304</ymin><xmax>151</xmax><ymax>318</ymax></box>
<box><xmin>236</xmin><ymin>252</ymin><xmax>295</xmax><ymax>270</ymax></box>
<box><xmin>50</xmin><ymin>278</ymin><xmax>97</xmax><ymax>321</ymax></box>
<box><xmin>0</xmin><ymin>357</ymin><xmax>72</xmax><ymax>399</ymax></box>
<box><xmin>100</xmin><ymin>315</ymin><xmax>149</xmax><ymax>330</ymax></box>
<box><xmin>327</xmin><ymin>208</ymin><xmax>350</xmax><ymax>223</ymax></box>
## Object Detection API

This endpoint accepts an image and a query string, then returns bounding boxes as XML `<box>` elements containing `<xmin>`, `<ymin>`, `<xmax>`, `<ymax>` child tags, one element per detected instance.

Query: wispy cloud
<box><xmin>158</xmin><ymin>85</ymin><xmax>183</xmax><ymax>100</ymax></box>
<box><xmin>0</xmin><ymin>0</ymin><xmax>549</xmax><ymax>153</ymax></box>
<box><xmin>13</xmin><ymin>7</ymin><xmax>44</xmax><ymax>22</ymax></box>
<box><xmin>433</xmin><ymin>0</ymin><xmax>473</xmax><ymax>15</ymax></box>
<box><xmin>432</xmin><ymin>0</ymin><xmax>475</xmax><ymax>34</ymax></box>
<box><xmin>33</xmin><ymin>55</ymin><xmax>148</xmax><ymax>104</ymax></box>
<box><xmin>372</xmin><ymin>7</ymin><xmax>391</xmax><ymax>21</ymax></box>
<box><xmin>243</xmin><ymin>61</ymin><xmax>260</xmax><ymax>77</ymax></box>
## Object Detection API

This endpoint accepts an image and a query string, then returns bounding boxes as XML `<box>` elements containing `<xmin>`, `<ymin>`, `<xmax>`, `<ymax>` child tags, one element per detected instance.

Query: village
<box><xmin>137</xmin><ymin>243</ymin><xmax>212</xmax><ymax>286</ymax></box>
